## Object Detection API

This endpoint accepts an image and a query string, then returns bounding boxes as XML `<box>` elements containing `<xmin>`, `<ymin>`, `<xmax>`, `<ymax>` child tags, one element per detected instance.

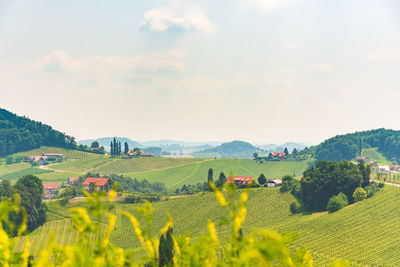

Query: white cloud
<box><xmin>30</xmin><ymin>49</ymin><xmax>186</xmax><ymax>74</ymax></box>
<box><xmin>237</xmin><ymin>0</ymin><xmax>299</xmax><ymax>10</ymax></box>
<box><xmin>367</xmin><ymin>49</ymin><xmax>400</xmax><ymax>62</ymax></box>
<box><xmin>140</xmin><ymin>4</ymin><xmax>216</xmax><ymax>33</ymax></box>
<box><xmin>309</xmin><ymin>63</ymin><xmax>335</xmax><ymax>72</ymax></box>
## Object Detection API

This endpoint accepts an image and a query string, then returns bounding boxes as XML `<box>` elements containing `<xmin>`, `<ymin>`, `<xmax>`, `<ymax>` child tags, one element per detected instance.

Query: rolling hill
<box><xmin>194</xmin><ymin>140</ymin><xmax>259</xmax><ymax>158</ymax></box>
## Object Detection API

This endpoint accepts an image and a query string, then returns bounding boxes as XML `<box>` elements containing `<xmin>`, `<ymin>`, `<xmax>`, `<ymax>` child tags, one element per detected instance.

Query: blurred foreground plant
<box><xmin>0</xmin><ymin>183</ymin><xmax>324</xmax><ymax>266</ymax></box>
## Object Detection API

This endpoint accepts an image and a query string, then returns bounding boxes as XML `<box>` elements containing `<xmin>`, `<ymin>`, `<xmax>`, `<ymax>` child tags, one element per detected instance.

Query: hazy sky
<box><xmin>1</xmin><ymin>0</ymin><xmax>400</xmax><ymax>144</ymax></box>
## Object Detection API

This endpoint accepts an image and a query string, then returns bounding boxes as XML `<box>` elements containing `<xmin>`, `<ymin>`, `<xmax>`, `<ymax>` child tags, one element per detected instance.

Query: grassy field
<box><xmin>13</xmin><ymin>146</ymin><xmax>105</xmax><ymax>159</ymax></box>
<box><xmin>126</xmin><ymin>159</ymin><xmax>311</xmax><ymax>188</ymax></box>
<box><xmin>0</xmin><ymin>166</ymin><xmax>51</xmax><ymax>182</ymax></box>
<box><xmin>361</xmin><ymin>147</ymin><xmax>391</xmax><ymax>165</ymax></box>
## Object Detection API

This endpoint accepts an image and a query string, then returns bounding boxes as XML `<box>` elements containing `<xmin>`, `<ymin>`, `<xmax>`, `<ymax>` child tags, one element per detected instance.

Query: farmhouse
<box><xmin>269</xmin><ymin>152</ymin><xmax>286</xmax><ymax>159</ymax></box>
<box><xmin>82</xmin><ymin>177</ymin><xmax>112</xmax><ymax>192</ymax></box>
<box><xmin>43</xmin><ymin>183</ymin><xmax>60</xmax><ymax>199</ymax></box>
<box><xmin>68</xmin><ymin>177</ymin><xmax>79</xmax><ymax>185</ymax></box>
<box><xmin>44</xmin><ymin>153</ymin><xmax>64</xmax><ymax>159</ymax></box>
<box><xmin>266</xmin><ymin>179</ymin><xmax>282</xmax><ymax>187</ymax></box>
<box><xmin>127</xmin><ymin>150</ymin><xmax>154</xmax><ymax>157</ymax></box>
<box><xmin>226</xmin><ymin>176</ymin><xmax>254</xmax><ymax>185</ymax></box>
<box><xmin>29</xmin><ymin>155</ymin><xmax>47</xmax><ymax>164</ymax></box>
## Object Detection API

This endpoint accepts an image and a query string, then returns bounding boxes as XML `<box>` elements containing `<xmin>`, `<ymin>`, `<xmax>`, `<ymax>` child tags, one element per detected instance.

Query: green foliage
<box><xmin>290</xmin><ymin>201</ymin><xmax>300</xmax><ymax>214</ymax></box>
<box><xmin>91</xmin><ymin>141</ymin><xmax>99</xmax><ymax>148</ymax></box>
<box><xmin>352</xmin><ymin>187</ymin><xmax>367</xmax><ymax>202</ymax></box>
<box><xmin>301</xmin><ymin>160</ymin><xmax>364</xmax><ymax>211</ymax></box>
<box><xmin>326</xmin><ymin>193</ymin><xmax>348</xmax><ymax>213</ymax></box>
<box><xmin>0</xmin><ymin>108</ymin><xmax>76</xmax><ymax>157</ymax></box>
<box><xmin>158</xmin><ymin>228</ymin><xmax>174</xmax><ymax>267</ymax></box>
<box><xmin>13</xmin><ymin>175</ymin><xmax>47</xmax><ymax>233</ymax></box>
<box><xmin>257</xmin><ymin>174</ymin><xmax>266</xmax><ymax>185</ymax></box>
<box><xmin>58</xmin><ymin>187</ymin><xmax>77</xmax><ymax>199</ymax></box>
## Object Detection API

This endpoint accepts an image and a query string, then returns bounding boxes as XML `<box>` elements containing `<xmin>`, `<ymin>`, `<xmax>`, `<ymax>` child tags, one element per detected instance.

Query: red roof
<box><xmin>82</xmin><ymin>177</ymin><xmax>110</xmax><ymax>186</ymax></box>
<box><xmin>43</xmin><ymin>183</ymin><xmax>59</xmax><ymax>189</ymax></box>
<box><xmin>68</xmin><ymin>177</ymin><xmax>79</xmax><ymax>183</ymax></box>
<box><xmin>270</xmin><ymin>152</ymin><xmax>286</xmax><ymax>157</ymax></box>
<box><xmin>226</xmin><ymin>176</ymin><xmax>254</xmax><ymax>184</ymax></box>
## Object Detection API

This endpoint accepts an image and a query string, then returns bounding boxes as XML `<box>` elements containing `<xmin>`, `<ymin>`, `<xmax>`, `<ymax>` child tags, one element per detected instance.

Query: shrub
<box><xmin>290</xmin><ymin>201</ymin><xmax>300</xmax><ymax>214</ymax></box>
<box><xmin>326</xmin><ymin>192</ymin><xmax>348</xmax><ymax>213</ymax></box>
<box><xmin>353</xmin><ymin>187</ymin><xmax>367</xmax><ymax>202</ymax></box>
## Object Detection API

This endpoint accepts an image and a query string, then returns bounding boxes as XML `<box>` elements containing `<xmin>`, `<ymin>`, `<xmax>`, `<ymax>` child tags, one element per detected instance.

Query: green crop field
<box><xmin>0</xmin><ymin>162</ymin><xmax>31</xmax><ymax>176</ymax></box>
<box><xmin>279</xmin><ymin>186</ymin><xmax>400</xmax><ymax>266</ymax></box>
<box><xmin>362</xmin><ymin>147</ymin><xmax>392</xmax><ymax>165</ymax></box>
<box><xmin>125</xmin><ymin>159</ymin><xmax>311</xmax><ymax>188</ymax></box>
<box><xmin>21</xmin><ymin>185</ymin><xmax>400</xmax><ymax>265</ymax></box>
<box><xmin>89</xmin><ymin>157</ymin><xmax>207</xmax><ymax>175</ymax></box>
<box><xmin>13</xmin><ymin>146</ymin><xmax>104</xmax><ymax>159</ymax></box>
<box><xmin>49</xmin><ymin>158</ymin><xmax>114</xmax><ymax>173</ymax></box>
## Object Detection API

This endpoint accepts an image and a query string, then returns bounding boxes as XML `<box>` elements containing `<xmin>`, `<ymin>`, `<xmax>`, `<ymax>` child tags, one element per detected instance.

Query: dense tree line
<box><xmin>0</xmin><ymin>175</ymin><xmax>46</xmax><ymax>235</ymax></box>
<box><xmin>0</xmin><ymin>108</ymin><xmax>76</xmax><ymax>156</ymax></box>
<box><xmin>312</xmin><ymin>128</ymin><xmax>400</xmax><ymax>162</ymax></box>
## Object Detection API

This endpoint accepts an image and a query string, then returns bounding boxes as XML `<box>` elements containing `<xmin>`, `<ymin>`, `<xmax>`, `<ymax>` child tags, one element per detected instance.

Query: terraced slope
<box><xmin>89</xmin><ymin>157</ymin><xmax>207</xmax><ymax>175</ymax></box>
<box><xmin>127</xmin><ymin>159</ymin><xmax>310</xmax><ymax>188</ymax></box>
<box><xmin>280</xmin><ymin>186</ymin><xmax>400</xmax><ymax>266</ymax></box>
<box><xmin>110</xmin><ymin>188</ymin><xmax>300</xmax><ymax>249</ymax></box>
<box><xmin>13</xmin><ymin>146</ymin><xmax>104</xmax><ymax>159</ymax></box>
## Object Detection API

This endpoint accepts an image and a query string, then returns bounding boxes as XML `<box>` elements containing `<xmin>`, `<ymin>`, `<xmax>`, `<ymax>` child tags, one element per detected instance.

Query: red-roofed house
<box><xmin>43</xmin><ymin>183</ymin><xmax>60</xmax><ymax>199</ymax></box>
<box><xmin>127</xmin><ymin>150</ymin><xmax>154</xmax><ymax>157</ymax></box>
<box><xmin>226</xmin><ymin>176</ymin><xmax>254</xmax><ymax>185</ymax></box>
<box><xmin>68</xmin><ymin>177</ymin><xmax>80</xmax><ymax>185</ymax></box>
<box><xmin>29</xmin><ymin>155</ymin><xmax>47</xmax><ymax>164</ymax></box>
<box><xmin>82</xmin><ymin>177</ymin><xmax>112</xmax><ymax>192</ymax></box>
<box><xmin>269</xmin><ymin>152</ymin><xmax>286</xmax><ymax>159</ymax></box>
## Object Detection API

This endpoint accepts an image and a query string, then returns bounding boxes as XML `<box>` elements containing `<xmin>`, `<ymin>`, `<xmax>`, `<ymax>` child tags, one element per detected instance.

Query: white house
<box><xmin>266</xmin><ymin>179</ymin><xmax>282</xmax><ymax>187</ymax></box>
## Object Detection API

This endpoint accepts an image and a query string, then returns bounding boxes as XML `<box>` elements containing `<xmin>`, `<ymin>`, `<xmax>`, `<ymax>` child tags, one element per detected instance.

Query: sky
<box><xmin>0</xmin><ymin>0</ymin><xmax>400</xmax><ymax>144</ymax></box>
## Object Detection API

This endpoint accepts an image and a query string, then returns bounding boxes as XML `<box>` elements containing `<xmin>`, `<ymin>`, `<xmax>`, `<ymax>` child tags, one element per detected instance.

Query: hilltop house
<box><xmin>43</xmin><ymin>153</ymin><xmax>64</xmax><ymax>159</ymax></box>
<box><xmin>29</xmin><ymin>155</ymin><xmax>47</xmax><ymax>165</ymax></box>
<box><xmin>226</xmin><ymin>176</ymin><xmax>254</xmax><ymax>185</ymax></box>
<box><xmin>269</xmin><ymin>152</ymin><xmax>286</xmax><ymax>160</ymax></box>
<box><xmin>266</xmin><ymin>179</ymin><xmax>282</xmax><ymax>187</ymax></box>
<box><xmin>127</xmin><ymin>150</ymin><xmax>154</xmax><ymax>157</ymax></box>
<box><xmin>43</xmin><ymin>183</ymin><xmax>60</xmax><ymax>199</ymax></box>
<box><xmin>82</xmin><ymin>177</ymin><xmax>112</xmax><ymax>192</ymax></box>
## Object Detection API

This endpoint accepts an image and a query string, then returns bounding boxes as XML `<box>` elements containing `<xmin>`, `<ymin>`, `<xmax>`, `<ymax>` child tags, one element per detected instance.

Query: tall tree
<box><xmin>14</xmin><ymin>175</ymin><xmax>46</xmax><ymax>232</ymax></box>
<box><xmin>118</xmin><ymin>141</ymin><xmax>122</xmax><ymax>156</ymax></box>
<box><xmin>110</xmin><ymin>141</ymin><xmax>114</xmax><ymax>157</ymax></box>
<box><xmin>292</xmin><ymin>148</ymin><xmax>298</xmax><ymax>155</ymax></box>
<box><xmin>158</xmin><ymin>228</ymin><xmax>174</xmax><ymax>267</ymax></box>
<box><xmin>124</xmin><ymin>142</ymin><xmax>129</xmax><ymax>155</ymax></box>
<box><xmin>91</xmin><ymin>141</ymin><xmax>99</xmax><ymax>149</ymax></box>
<box><xmin>258</xmin><ymin>174</ymin><xmax>266</xmax><ymax>185</ymax></box>
<box><xmin>208</xmin><ymin>168</ymin><xmax>214</xmax><ymax>182</ymax></box>
<box><xmin>284</xmin><ymin>147</ymin><xmax>289</xmax><ymax>156</ymax></box>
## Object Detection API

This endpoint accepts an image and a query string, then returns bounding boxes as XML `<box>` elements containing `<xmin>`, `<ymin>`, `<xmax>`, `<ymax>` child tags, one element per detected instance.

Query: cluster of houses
<box><xmin>43</xmin><ymin>176</ymin><xmax>112</xmax><ymax>199</ymax></box>
<box><xmin>355</xmin><ymin>156</ymin><xmax>400</xmax><ymax>174</ymax></box>
<box><xmin>29</xmin><ymin>153</ymin><xmax>65</xmax><ymax>165</ymax></box>
<box><xmin>226</xmin><ymin>176</ymin><xmax>282</xmax><ymax>187</ymax></box>
<box><xmin>126</xmin><ymin>149</ymin><xmax>154</xmax><ymax>158</ymax></box>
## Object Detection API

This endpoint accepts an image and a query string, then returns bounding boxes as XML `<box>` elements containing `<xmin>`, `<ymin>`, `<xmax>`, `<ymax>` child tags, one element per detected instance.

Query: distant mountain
<box><xmin>140</xmin><ymin>140</ymin><xmax>221</xmax><ymax>148</ymax></box>
<box><xmin>78</xmin><ymin>137</ymin><xmax>141</xmax><ymax>151</ymax></box>
<box><xmin>259</xmin><ymin>142</ymin><xmax>308</xmax><ymax>153</ymax></box>
<box><xmin>197</xmin><ymin>140</ymin><xmax>258</xmax><ymax>158</ymax></box>
<box><xmin>0</xmin><ymin>108</ymin><xmax>76</xmax><ymax>156</ymax></box>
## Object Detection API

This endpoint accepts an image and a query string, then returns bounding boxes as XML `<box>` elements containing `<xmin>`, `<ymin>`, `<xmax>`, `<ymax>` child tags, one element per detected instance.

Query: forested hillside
<box><xmin>0</xmin><ymin>108</ymin><xmax>76</xmax><ymax>156</ymax></box>
<box><xmin>313</xmin><ymin>128</ymin><xmax>400</xmax><ymax>162</ymax></box>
